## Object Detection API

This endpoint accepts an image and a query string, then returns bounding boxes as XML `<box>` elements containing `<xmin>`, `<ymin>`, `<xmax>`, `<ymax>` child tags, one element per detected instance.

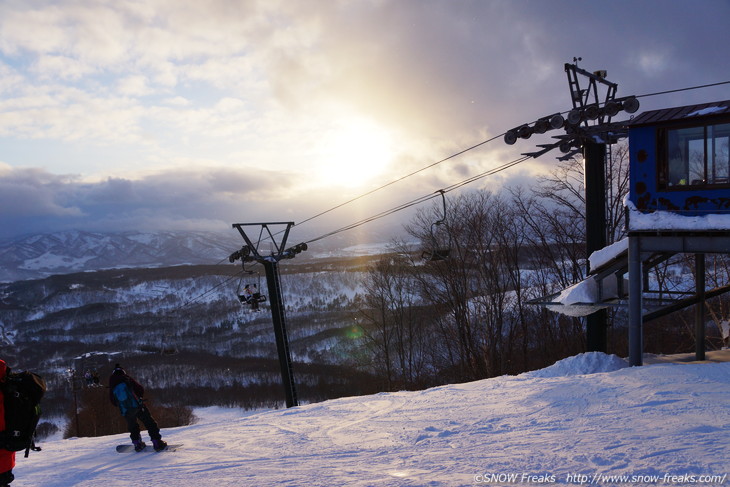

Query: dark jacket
<box><xmin>0</xmin><ymin>359</ymin><xmax>16</xmax><ymax>474</ymax></box>
<box><xmin>109</xmin><ymin>367</ymin><xmax>144</xmax><ymax>408</ymax></box>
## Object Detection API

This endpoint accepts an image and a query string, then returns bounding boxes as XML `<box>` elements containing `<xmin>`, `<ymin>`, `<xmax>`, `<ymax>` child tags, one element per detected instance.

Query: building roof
<box><xmin>629</xmin><ymin>99</ymin><xmax>730</xmax><ymax>127</ymax></box>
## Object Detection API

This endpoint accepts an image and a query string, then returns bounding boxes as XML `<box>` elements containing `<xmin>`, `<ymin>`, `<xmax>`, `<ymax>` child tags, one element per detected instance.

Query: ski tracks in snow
<box><xmin>15</xmin><ymin>359</ymin><xmax>730</xmax><ymax>487</ymax></box>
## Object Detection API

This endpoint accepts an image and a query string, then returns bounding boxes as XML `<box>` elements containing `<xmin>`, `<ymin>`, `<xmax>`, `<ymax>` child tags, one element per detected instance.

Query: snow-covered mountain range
<box><xmin>0</xmin><ymin>230</ymin><xmax>244</xmax><ymax>282</ymax></box>
<box><xmin>0</xmin><ymin>234</ymin><xmax>379</xmax><ymax>418</ymax></box>
<box><xmin>0</xmin><ymin>229</ymin><xmax>395</xmax><ymax>283</ymax></box>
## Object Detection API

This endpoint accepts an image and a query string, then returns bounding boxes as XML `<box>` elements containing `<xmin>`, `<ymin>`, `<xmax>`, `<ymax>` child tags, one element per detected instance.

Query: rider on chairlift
<box><xmin>233</xmin><ymin>254</ymin><xmax>268</xmax><ymax>311</ymax></box>
<box><xmin>239</xmin><ymin>283</ymin><xmax>263</xmax><ymax>310</ymax></box>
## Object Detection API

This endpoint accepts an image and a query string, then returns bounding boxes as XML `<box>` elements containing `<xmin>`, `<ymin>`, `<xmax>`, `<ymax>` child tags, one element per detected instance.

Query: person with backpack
<box><xmin>0</xmin><ymin>359</ymin><xmax>45</xmax><ymax>487</ymax></box>
<box><xmin>0</xmin><ymin>360</ymin><xmax>16</xmax><ymax>487</ymax></box>
<box><xmin>109</xmin><ymin>364</ymin><xmax>167</xmax><ymax>452</ymax></box>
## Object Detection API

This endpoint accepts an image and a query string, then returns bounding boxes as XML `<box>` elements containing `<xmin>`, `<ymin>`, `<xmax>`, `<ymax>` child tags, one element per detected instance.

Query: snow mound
<box><xmin>524</xmin><ymin>352</ymin><xmax>629</xmax><ymax>378</ymax></box>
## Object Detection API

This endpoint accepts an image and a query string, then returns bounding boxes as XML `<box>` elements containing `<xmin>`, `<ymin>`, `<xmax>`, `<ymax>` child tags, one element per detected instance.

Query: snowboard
<box><xmin>116</xmin><ymin>443</ymin><xmax>181</xmax><ymax>453</ymax></box>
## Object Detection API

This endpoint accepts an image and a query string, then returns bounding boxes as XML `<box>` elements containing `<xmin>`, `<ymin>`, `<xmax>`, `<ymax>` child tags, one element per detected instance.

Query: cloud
<box><xmin>31</xmin><ymin>54</ymin><xmax>97</xmax><ymax>81</ymax></box>
<box><xmin>0</xmin><ymin>163</ymin><xmax>316</xmax><ymax>239</ymax></box>
<box><xmin>0</xmin><ymin>166</ymin><xmax>83</xmax><ymax>218</ymax></box>
<box><xmin>0</xmin><ymin>1</ymin><xmax>696</xmax><ymax>148</ymax></box>
<box><xmin>0</xmin><ymin>156</ymin><xmax>455</xmax><ymax>243</ymax></box>
<box><xmin>117</xmin><ymin>75</ymin><xmax>154</xmax><ymax>96</ymax></box>
<box><xmin>0</xmin><ymin>0</ymin><xmax>729</xmax><ymax>243</ymax></box>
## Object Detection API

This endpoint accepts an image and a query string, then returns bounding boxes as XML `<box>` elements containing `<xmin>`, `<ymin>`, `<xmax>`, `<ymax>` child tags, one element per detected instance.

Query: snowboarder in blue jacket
<box><xmin>109</xmin><ymin>364</ymin><xmax>167</xmax><ymax>451</ymax></box>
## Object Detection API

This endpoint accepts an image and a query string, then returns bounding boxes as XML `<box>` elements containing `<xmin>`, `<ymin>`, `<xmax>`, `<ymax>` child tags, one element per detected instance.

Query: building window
<box><xmin>708</xmin><ymin>123</ymin><xmax>730</xmax><ymax>184</ymax></box>
<box><xmin>660</xmin><ymin>122</ymin><xmax>730</xmax><ymax>189</ymax></box>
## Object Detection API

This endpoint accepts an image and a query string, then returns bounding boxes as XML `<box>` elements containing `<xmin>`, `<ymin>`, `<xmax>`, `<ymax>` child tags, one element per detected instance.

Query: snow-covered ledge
<box><xmin>546</xmin><ymin>276</ymin><xmax>620</xmax><ymax>317</ymax></box>
<box><xmin>626</xmin><ymin>198</ymin><xmax>730</xmax><ymax>231</ymax></box>
<box><xmin>544</xmin><ymin>200</ymin><xmax>730</xmax><ymax>318</ymax></box>
<box><xmin>589</xmin><ymin>238</ymin><xmax>628</xmax><ymax>270</ymax></box>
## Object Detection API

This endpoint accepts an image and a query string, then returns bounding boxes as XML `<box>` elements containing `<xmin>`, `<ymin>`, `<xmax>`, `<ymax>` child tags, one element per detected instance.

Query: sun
<box><xmin>315</xmin><ymin>118</ymin><xmax>395</xmax><ymax>188</ymax></box>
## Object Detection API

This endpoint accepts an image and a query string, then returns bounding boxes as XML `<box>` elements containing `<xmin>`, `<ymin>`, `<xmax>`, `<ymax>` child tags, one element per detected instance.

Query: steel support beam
<box><xmin>695</xmin><ymin>254</ymin><xmax>706</xmax><ymax>361</ymax></box>
<box><xmin>262</xmin><ymin>259</ymin><xmax>298</xmax><ymax>407</ymax></box>
<box><xmin>628</xmin><ymin>236</ymin><xmax>643</xmax><ymax>366</ymax></box>
<box><xmin>584</xmin><ymin>142</ymin><xmax>608</xmax><ymax>352</ymax></box>
<box><xmin>626</xmin><ymin>233</ymin><xmax>730</xmax><ymax>366</ymax></box>
<box><xmin>632</xmin><ymin>234</ymin><xmax>730</xmax><ymax>253</ymax></box>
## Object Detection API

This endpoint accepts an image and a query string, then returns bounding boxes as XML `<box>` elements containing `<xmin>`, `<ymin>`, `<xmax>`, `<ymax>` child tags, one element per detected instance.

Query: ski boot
<box><xmin>0</xmin><ymin>470</ymin><xmax>13</xmax><ymax>486</ymax></box>
<box><xmin>152</xmin><ymin>439</ymin><xmax>168</xmax><ymax>452</ymax></box>
<box><xmin>133</xmin><ymin>439</ymin><xmax>146</xmax><ymax>452</ymax></box>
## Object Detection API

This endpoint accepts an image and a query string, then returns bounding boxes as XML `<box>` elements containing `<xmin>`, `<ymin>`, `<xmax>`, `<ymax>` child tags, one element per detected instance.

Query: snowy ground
<box><xmin>17</xmin><ymin>352</ymin><xmax>730</xmax><ymax>487</ymax></box>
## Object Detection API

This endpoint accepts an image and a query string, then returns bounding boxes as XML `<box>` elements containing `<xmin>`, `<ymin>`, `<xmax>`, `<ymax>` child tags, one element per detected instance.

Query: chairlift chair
<box><xmin>236</xmin><ymin>266</ymin><xmax>267</xmax><ymax>310</ymax></box>
<box><xmin>421</xmin><ymin>190</ymin><xmax>452</xmax><ymax>262</ymax></box>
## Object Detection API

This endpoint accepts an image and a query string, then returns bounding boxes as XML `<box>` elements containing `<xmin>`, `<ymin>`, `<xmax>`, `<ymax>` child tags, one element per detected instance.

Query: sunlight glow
<box><xmin>315</xmin><ymin>118</ymin><xmax>395</xmax><ymax>188</ymax></box>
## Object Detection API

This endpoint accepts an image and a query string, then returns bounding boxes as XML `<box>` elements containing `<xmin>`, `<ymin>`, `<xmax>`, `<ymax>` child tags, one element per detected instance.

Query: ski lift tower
<box><xmin>504</xmin><ymin>58</ymin><xmax>640</xmax><ymax>353</ymax></box>
<box><xmin>229</xmin><ymin>222</ymin><xmax>308</xmax><ymax>408</ymax></box>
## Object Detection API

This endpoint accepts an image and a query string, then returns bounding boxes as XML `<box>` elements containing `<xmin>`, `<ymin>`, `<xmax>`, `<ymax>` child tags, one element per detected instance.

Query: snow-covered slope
<box><xmin>17</xmin><ymin>353</ymin><xmax>730</xmax><ymax>486</ymax></box>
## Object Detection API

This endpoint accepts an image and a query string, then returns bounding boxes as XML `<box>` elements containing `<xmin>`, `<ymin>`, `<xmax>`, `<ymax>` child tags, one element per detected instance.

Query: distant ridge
<box><xmin>0</xmin><ymin>230</ymin><xmax>241</xmax><ymax>282</ymax></box>
<box><xmin>0</xmin><ymin>229</ymin><xmax>395</xmax><ymax>282</ymax></box>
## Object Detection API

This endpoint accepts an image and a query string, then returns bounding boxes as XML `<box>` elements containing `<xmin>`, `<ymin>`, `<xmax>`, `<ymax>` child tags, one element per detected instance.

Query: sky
<box><xmin>1</xmin><ymin>0</ymin><xmax>730</xmax><ymax>244</ymax></box>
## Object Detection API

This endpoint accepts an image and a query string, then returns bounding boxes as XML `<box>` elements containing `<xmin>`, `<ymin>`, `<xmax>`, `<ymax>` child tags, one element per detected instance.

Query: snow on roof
<box><xmin>626</xmin><ymin>199</ymin><xmax>730</xmax><ymax>231</ymax></box>
<box><xmin>630</xmin><ymin>99</ymin><xmax>730</xmax><ymax>126</ymax></box>
<box><xmin>546</xmin><ymin>199</ymin><xmax>730</xmax><ymax>318</ymax></box>
<box><xmin>589</xmin><ymin>237</ymin><xmax>628</xmax><ymax>270</ymax></box>
<box><xmin>687</xmin><ymin>105</ymin><xmax>728</xmax><ymax>117</ymax></box>
<box><xmin>545</xmin><ymin>238</ymin><xmax>632</xmax><ymax>317</ymax></box>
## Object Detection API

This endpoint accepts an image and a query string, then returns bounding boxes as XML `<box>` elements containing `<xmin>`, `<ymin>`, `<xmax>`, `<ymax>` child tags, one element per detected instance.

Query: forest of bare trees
<box><xmin>356</xmin><ymin>144</ymin><xmax>730</xmax><ymax>391</ymax></box>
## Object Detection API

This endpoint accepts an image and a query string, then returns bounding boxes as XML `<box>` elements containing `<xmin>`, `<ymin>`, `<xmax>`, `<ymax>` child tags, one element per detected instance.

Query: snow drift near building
<box><xmin>523</xmin><ymin>351</ymin><xmax>629</xmax><ymax>378</ymax></box>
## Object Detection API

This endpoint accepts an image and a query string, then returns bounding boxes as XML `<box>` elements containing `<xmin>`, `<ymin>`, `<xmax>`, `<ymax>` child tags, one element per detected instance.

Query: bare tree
<box><xmin>532</xmin><ymin>141</ymin><xmax>630</xmax><ymax>250</ymax></box>
<box><xmin>358</xmin><ymin>248</ymin><xmax>431</xmax><ymax>390</ymax></box>
<box><xmin>357</xmin><ymin>144</ymin><xmax>634</xmax><ymax>385</ymax></box>
<box><xmin>407</xmin><ymin>191</ymin><xmax>541</xmax><ymax>378</ymax></box>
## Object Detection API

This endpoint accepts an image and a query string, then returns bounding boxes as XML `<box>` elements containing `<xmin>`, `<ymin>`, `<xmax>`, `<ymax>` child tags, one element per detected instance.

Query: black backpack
<box><xmin>2</xmin><ymin>370</ymin><xmax>46</xmax><ymax>457</ymax></box>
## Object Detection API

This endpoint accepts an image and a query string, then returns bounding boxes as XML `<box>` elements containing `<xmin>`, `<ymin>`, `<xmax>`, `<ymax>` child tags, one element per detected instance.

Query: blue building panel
<box><xmin>628</xmin><ymin>100</ymin><xmax>730</xmax><ymax>216</ymax></box>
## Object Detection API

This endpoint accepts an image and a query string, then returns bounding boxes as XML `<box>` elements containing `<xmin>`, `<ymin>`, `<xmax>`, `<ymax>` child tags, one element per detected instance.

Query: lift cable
<box><xmin>174</xmin><ymin>79</ymin><xmax>730</xmax><ymax>309</ymax></box>
<box><xmin>305</xmin><ymin>190</ymin><xmax>443</xmax><ymax>244</ymax></box>
<box><xmin>441</xmin><ymin>155</ymin><xmax>532</xmax><ymax>194</ymax></box>
<box><xmin>634</xmin><ymin>80</ymin><xmax>730</xmax><ymax>100</ymax></box>
<box><xmin>305</xmin><ymin>154</ymin><xmax>532</xmax><ymax>244</ymax></box>
<box><xmin>296</xmin><ymin>133</ymin><xmax>505</xmax><ymax>228</ymax></box>
<box><xmin>176</xmin><ymin>261</ymin><xmax>245</xmax><ymax>310</ymax></box>
<box><xmin>297</xmin><ymin>80</ymin><xmax>730</xmax><ymax>245</ymax></box>
<box><xmin>295</xmin><ymin>79</ymin><xmax>730</xmax><ymax>234</ymax></box>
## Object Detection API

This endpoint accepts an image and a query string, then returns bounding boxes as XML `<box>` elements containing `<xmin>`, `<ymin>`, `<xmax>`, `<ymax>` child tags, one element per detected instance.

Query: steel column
<box><xmin>695</xmin><ymin>254</ymin><xmax>706</xmax><ymax>361</ymax></box>
<box><xmin>262</xmin><ymin>259</ymin><xmax>298</xmax><ymax>408</ymax></box>
<box><xmin>628</xmin><ymin>236</ymin><xmax>643</xmax><ymax>366</ymax></box>
<box><xmin>584</xmin><ymin>142</ymin><xmax>608</xmax><ymax>352</ymax></box>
